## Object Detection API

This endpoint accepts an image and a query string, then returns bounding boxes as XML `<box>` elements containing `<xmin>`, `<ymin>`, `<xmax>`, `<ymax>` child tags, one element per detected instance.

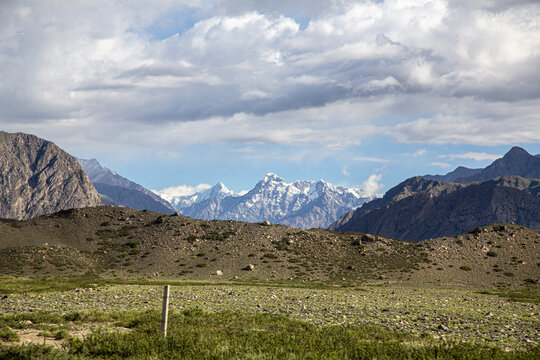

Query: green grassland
<box><xmin>0</xmin><ymin>277</ymin><xmax>538</xmax><ymax>359</ymax></box>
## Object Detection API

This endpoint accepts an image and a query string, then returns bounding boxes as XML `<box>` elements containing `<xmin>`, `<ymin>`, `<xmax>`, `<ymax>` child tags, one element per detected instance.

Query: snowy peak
<box><xmin>262</xmin><ymin>173</ymin><xmax>284</xmax><ymax>183</ymax></box>
<box><xmin>166</xmin><ymin>181</ymin><xmax>237</xmax><ymax>209</ymax></box>
<box><xmin>200</xmin><ymin>182</ymin><xmax>236</xmax><ymax>201</ymax></box>
<box><xmin>162</xmin><ymin>173</ymin><xmax>375</xmax><ymax>229</ymax></box>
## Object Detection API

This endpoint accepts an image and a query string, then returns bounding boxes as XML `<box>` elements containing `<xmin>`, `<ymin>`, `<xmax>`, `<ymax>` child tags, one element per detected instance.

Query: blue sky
<box><xmin>1</xmin><ymin>1</ymin><xmax>539</xmax><ymax>196</ymax></box>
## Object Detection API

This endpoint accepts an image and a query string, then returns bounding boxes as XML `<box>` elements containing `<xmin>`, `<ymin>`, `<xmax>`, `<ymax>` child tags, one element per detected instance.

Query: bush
<box><xmin>0</xmin><ymin>327</ymin><xmax>20</xmax><ymax>342</ymax></box>
<box><xmin>486</xmin><ymin>251</ymin><xmax>497</xmax><ymax>257</ymax></box>
<box><xmin>459</xmin><ymin>266</ymin><xmax>472</xmax><ymax>271</ymax></box>
<box><xmin>54</xmin><ymin>329</ymin><xmax>69</xmax><ymax>340</ymax></box>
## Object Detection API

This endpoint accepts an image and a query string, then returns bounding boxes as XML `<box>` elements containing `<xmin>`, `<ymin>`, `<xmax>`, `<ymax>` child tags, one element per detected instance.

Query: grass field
<box><xmin>0</xmin><ymin>276</ymin><xmax>538</xmax><ymax>359</ymax></box>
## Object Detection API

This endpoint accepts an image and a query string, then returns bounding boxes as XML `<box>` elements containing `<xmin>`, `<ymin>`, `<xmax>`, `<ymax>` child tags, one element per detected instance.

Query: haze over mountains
<box><xmin>157</xmin><ymin>173</ymin><xmax>372</xmax><ymax>229</ymax></box>
<box><xmin>331</xmin><ymin>147</ymin><xmax>540</xmax><ymax>241</ymax></box>
<box><xmin>0</xmin><ymin>132</ymin><xmax>102</xmax><ymax>219</ymax></box>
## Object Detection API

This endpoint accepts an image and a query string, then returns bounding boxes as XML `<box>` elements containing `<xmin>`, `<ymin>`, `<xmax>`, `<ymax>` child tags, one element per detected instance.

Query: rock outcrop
<box><xmin>0</xmin><ymin>132</ymin><xmax>102</xmax><ymax>219</ymax></box>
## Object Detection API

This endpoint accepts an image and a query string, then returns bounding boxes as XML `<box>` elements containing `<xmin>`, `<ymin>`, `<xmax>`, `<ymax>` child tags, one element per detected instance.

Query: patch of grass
<box><xmin>0</xmin><ymin>275</ymin><xmax>106</xmax><ymax>295</ymax></box>
<box><xmin>96</xmin><ymin>225</ymin><xmax>137</xmax><ymax>239</ymax></box>
<box><xmin>480</xmin><ymin>288</ymin><xmax>540</xmax><ymax>304</ymax></box>
<box><xmin>0</xmin><ymin>343</ymin><xmax>69</xmax><ymax>359</ymax></box>
<box><xmin>12</xmin><ymin>310</ymin><xmax>527</xmax><ymax>359</ymax></box>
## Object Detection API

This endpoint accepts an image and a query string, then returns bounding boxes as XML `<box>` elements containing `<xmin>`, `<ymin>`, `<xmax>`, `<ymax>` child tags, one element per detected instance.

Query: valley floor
<box><xmin>0</xmin><ymin>279</ymin><xmax>538</xmax><ymax>359</ymax></box>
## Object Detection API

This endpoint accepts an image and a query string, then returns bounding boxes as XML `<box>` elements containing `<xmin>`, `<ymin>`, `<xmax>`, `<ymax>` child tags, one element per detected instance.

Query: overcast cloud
<box><xmin>0</xmin><ymin>0</ymin><xmax>539</xmax><ymax>190</ymax></box>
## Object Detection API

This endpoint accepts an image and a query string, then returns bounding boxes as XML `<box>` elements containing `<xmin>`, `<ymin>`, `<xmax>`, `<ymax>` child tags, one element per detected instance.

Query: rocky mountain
<box><xmin>77</xmin><ymin>158</ymin><xmax>174</xmax><ymax>214</ymax></box>
<box><xmin>0</xmin><ymin>131</ymin><xmax>102</xmax><ymax>220</ymax></box>
<box><xmin>332</xmin><ymin>176</ymin><xmax>540</xmax><ymax>241</ymax></box>
<box><xmin>330</xmin><ymin>146</ymin><xmax>540</xmax><ymax>241</ymax></box>
<box><xmin>164</xmin><ymin>173</ymin><xmax>371</xmax><ymax>229</ymax></box>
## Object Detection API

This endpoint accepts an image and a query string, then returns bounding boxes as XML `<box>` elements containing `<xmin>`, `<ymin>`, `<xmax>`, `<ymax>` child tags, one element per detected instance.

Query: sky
<box><xmin>1</xmin><ymin>0</ymin><xmax>539</xmax><ymax>197</ymax></box>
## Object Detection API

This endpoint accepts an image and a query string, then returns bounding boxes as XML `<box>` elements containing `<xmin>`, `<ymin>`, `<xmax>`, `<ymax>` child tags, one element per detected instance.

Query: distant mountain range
<box><xmin>0</xmin><ymin>132</ymin><xmax>102</xmax><ymax>219</ymax></box>
<box><xmin>157</xmin><ymin>173</ymin><xmax>372</xmax><ymax>229</ymax></box>
<box><xmin>330</xmin><ymin>147</ymin><xmax>540</xmax><ymax>240</ymax></box>
<box><xmin>77</xmin><ymin>158</ymin><xmax>175</xmax><ymax>214</ymax></box>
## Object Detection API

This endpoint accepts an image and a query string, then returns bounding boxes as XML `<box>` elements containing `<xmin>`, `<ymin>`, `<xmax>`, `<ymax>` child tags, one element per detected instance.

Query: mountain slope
<box><xmin>333</xmin><ymin>176</ymin><xmax>540</xmax><ymax>241</ymax></box>
<box><xmin>78</xmin><ymin>158</ymin><xmax>174</xmax><ymax>213</ymax></box>
<box><xmin>330</xmin><ymin>176</ymin><xmax>464</xmax><ymax>230</ymax></box>
<box><xmin>423</xmin><ymin>166</ymin><xmax>482</xmax><ymax>182</ymax></box>
<box><xmin>0</xmin><ymin>131</ymin><xmax>102</xmax><ymax>219</ymax></box>
<box><xmin>172</xmin><ymin>173</ymin><xmax>371</xmax><ymax>229</ymax></box>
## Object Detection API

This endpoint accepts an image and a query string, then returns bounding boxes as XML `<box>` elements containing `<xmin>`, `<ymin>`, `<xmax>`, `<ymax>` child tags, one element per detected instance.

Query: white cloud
<box><xmin>353</xmin><ymin>156</ymin><xmax>390</xmax><ymax>163</ymax></box>
<box><xmin>362</xmin><ymin>173</ymin><xmax>384</xmax><ymax>197</ymax></box>
<box><xmin>401</xmin><ymin>148</ymin><xmax>427</xmax><ymax>157</ymax></box>
<box><xmin>0</xmin><ymin>0</ymin><xmax>538</xmax><ymax>154</ymax></box>
<box><xmin>341</xmin><ymin>166</ymin><xmax>349</xmax><ymax>176</ymax></box>
<box><xmin>440</xmin><ymin>152</ymin><xmax>501</xmax><ymax>161</ymax></box>
<box><xmin>153</xmin><ymin>183</ymin><xmax>211</xmax><ymax>201</ymax></box>
<box><xmin>431</xmin><ymin>162</ymin><xmax>452</xmax><ymax>169</ymax></box>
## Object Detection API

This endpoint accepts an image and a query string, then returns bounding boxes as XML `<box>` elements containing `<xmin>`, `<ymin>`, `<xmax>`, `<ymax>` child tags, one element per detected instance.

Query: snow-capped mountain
<box><xmin>161</xmin><ymin>173</ymin><xmax>373</xmax><ymax>229</ymax></box>
<box><xmin>164</xmin><ymin>182</ymin><xmax>237</xmax><ymax>210</ymax></box>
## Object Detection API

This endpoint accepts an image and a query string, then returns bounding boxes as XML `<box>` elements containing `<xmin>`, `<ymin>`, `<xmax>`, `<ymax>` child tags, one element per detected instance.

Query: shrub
<box><xmin>0</xmin><ymin>327</ymin><xmax>20</xmax><ymax>342</ymax></box>
<box><xmin>459</xmin><ymin>266</ymin><xmax>471</xmax><ymax>271</ymax></box>
<box><xmin>486</xmin><ymin>251</ymin><xmax>497</xmax><ymax>257</ymax></box>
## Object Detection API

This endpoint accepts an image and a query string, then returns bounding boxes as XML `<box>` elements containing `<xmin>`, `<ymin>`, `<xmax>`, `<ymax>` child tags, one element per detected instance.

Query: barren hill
<box><xmin>1</xmin><ymin>206</ymin><xmax>538</xmax><ymax>288</ymax></box>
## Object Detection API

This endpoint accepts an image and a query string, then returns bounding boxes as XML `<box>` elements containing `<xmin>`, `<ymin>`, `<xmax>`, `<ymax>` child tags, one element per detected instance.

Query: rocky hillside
<box><xmin>78</xmin><ymin>158</ymin><xmax>174</xmax><ymax>213</ymax></box>
<box><xmin>0</xmin><ymin>132</ymin><xmax>102</xmax><ymax>220</ymax></box>
<box><xmin>164</xmin><ymin>173</ymin><xmax>371</xmax><ymax>229</ymax></box>
<box><xmin>0</xmin><ymin>206</ymin><xmax>538</xmax><ymax>288</ymax></box>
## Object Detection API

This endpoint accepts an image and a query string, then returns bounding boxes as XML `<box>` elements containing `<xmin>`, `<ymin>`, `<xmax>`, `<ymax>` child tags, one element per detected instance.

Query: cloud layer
<box><xmin>1</xmin><ymin>0</ymin><xmax>539</xmax><ymax>152</ymax></box>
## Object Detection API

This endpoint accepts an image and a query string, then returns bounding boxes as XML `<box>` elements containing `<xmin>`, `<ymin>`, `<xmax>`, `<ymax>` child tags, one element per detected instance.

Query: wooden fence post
<box><xmin>161</xmin><ymin>285</ymin><xmax>170</xmax><ymax>337</ymax></box>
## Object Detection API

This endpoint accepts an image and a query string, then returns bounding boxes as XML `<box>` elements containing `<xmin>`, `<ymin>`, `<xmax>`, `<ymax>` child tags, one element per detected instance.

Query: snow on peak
<box><xmin>262</xmin><ymin>173</ymin><xmax>284</xmax><ymax>183</ymax></box>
